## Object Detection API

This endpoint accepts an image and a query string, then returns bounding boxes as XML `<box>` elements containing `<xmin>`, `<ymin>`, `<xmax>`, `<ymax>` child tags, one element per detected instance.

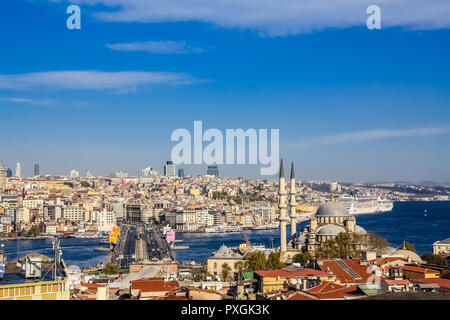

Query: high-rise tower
<box><xmin>289</xmin><ymin>162</ymin><xmax>297</xmax><ymax>237</ymax></box>
<box><xmin>278</xmin><ymin>159</ymin><xmax>288</xmax><ymax>262</ymax></box>
<box><xmin>0</xmin><ymin>159</ymin><xmax>7</xmax><ymax>185</ymax></box>
<box><xmin>15</xmin><ymin>162</ymin><xmax>21</xmax><ymax>179</ymax></box>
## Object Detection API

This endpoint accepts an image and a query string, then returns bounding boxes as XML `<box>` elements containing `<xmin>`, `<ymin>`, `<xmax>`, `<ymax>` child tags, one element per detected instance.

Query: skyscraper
<box><xmin>178</xmin><ymin>169</ymin><xmax>185</xmax><ymax>178</ymax></box>
<box><xmin>164</xmin><ymin>161</ymin><xmax>176</xmax><ymax>176</ymax></box>
<box><xmin>34</xmin><ymin>163</ymin><xmax>40</xmax><ymax>176</ymax></box>
<box><xmin>207</xmin><ymin>165</ymin><xmax>219</xmax><ymax>177</ymax></box>
<box><xmin>15</xmin><ymin>162</ymin><xmax>21</xmax><ymax>179</ymax></box>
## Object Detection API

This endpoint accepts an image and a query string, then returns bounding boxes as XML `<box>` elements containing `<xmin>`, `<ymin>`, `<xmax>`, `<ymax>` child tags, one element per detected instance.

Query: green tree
<box><xmin>266</xmin><ymin>252</ymin><xmax>286</xmax><ymax>270</ymax></box>
<box><xmin>293</xmin><ymin>252</ymin><xmax>313</xmax><ymax>266</ymax></box>
<box><xmin>80</xmin><ymin>181</ymin><xmax>91</xmax><ymax>188</ymax></box>
<box><xmin>244</xmin><ymin>251</ymin><xmax>267</xmax><ymax>271</ymax></box>
<box><xmin>221</xmin><ymin>263</ymin><xmax>232</xmax><ymax>281</ymax></box>
<box><xmin>365</xmin><ymin>232</ymin><xmax>390</xmax><ymax>252</ymax></box>
<box><xmin>315</xmin><ymin>233</ymin><xmax>363</xmax><ymax>259</ymax></box>
<box><xmin>103</xmin><ymin>263</ymin><xmax>119</xmax><ymax>275</ymax></box>
<box><xmin>421</xmin><ymin>253</ymin><xmax>445</xmax><ymax>266</ymax></box>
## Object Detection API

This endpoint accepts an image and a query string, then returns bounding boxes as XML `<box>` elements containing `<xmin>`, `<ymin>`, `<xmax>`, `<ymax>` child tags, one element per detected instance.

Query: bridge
<box><xmin>111</xmin><ymin>222</ymin><xmax>174</xmax><ymax>267</ymax></box>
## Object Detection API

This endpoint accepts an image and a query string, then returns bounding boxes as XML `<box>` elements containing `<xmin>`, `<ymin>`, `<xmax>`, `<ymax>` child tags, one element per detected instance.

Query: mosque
<box><xmin>277</xmin><ymin>159</ymin><xmax>367</xmax><ymax>262</ymax></box>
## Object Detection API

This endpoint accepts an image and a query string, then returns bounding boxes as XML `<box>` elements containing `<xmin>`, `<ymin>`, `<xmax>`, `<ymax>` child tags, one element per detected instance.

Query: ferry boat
<box><xmin>204</xmin><ymin>225</ymin><xmax>242</xmax><ymax>233</ymax></box>
<box><xmin>250</xmin><ymin>221</ymin><xmax>280</xmax><ymax>230</ymax></box>
<box><xmin>337</xmin><ymin>194</ymin><xmax>394</xmax><ymax>214</ymax></box>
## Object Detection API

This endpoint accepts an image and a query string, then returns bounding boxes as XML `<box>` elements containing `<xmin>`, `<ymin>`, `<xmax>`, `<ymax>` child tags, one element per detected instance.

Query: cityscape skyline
<box><xmin>1</xmin><ymin>0</ymin><xmax>450</xmax><ymax>182</ymax></box>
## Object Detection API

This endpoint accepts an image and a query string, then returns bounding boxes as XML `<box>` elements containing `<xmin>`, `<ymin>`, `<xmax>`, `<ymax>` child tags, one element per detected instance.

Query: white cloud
<box><xmin>107</xmin><ymin>41</ymin><xmax>204</xmax><ymax>54</ymax></box>
<box><xmin>0</xmin><ymin>70</ymin><xmax>198</xmax><ymax>91</ymax></box>
<box><xmin>1</xmin><ymin>97</ymin><xmax>57</xmax><ymax>105</ymax></box>
<box><xmin>69</xmin><ymin>0</ymin><xmax>450</xmax><ymax>36</ymax></box>
<box><xmin>292</xmin><ymin>127</ymin><xmax>450</xmax><ymax>148</ymax></box>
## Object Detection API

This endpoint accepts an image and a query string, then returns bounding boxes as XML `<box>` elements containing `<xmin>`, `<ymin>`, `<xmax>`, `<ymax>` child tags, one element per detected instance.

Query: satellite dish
<box><xmin>16</xmin><ymin>262</ymin><xmax>22</xmax><ymax>268</ymax></box>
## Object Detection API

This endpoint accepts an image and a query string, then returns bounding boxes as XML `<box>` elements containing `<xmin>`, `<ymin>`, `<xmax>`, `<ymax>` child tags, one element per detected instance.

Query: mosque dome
<box><xmin>354</xmin><ymin>225</ymin><xmax>367</xmax><ymax>234</ymax></box>
<box><xmin>315</xmin><ymin>201</ymin><xmax>349</xmax><ymax>217</ymax></box>
<box><xmin>393</xmin><ymin>249</ymin><xmax>424</xmax><ymax>263</ymax></box>
<box><xmin>317</xmin><ymin>224</ymin><xmax>346</xmax><ymax>236</ymax></box>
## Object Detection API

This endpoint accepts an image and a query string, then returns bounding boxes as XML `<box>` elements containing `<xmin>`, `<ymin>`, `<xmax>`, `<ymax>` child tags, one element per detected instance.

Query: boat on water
<box><xmin>337</xmin><ymin>194</ymin><xmax>394</xmax><ymax>214</ymax></box>
<box><xmin>82</xmin><ymin>263</ymin><xmax>105</xmax><ymax>273</ymax></box>
<box><xmin>249</xmin><ymin>221</ymin><xmax>280</xmax><ymax>230</ymax></box>
<box><xmin>93</xmin><ymin>247</ymin><xmax>111</xmax><ymax>252</ymax></box>
<box><xmin>204</xmin><ymin>225</ymin><xmax>242</xmax><ymax>233</ymax></box>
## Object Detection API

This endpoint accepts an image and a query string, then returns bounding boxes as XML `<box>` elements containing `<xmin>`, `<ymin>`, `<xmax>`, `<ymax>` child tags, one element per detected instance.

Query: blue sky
<box><xmin>0</xmin><ymin>0</ymin><xmax>450</xmax><ymax>182</ymax></box>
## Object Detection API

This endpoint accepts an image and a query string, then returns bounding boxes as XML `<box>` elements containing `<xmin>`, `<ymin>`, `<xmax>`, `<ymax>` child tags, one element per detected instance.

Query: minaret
<box><xmin>289</xmin><ymin>162</ymin><xmax>297</xmax><ymax>237</ymax></box>
<box><xmin>278</xmin><ymin>159</ymin><xmax>288</xmax><ymax>262</ymax></box>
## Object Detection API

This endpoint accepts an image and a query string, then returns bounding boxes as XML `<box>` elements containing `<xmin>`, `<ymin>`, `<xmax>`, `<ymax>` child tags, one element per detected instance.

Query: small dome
<box><xmin>393</xmin><ymin>249</ymin><xmax>424</xmax><ymax>263</ymax></box>
<box><xmin>295</xmin><ymin>236</ymin><xmax>306</xmax><ymax>244</ymax></box>
<box><xmin>354</xmin><ymin>225</ymin><xmax>367</xmax><ymax>234</ymax></box>
<box><xmin>315</xmin><ymin>202</ymin><xmax>349</xmax><ymax>217</ymax></box>
<box><xmin>317</xmin><ymin>224</ymin><xmax>346</xmax><ymax>236</ymax></box>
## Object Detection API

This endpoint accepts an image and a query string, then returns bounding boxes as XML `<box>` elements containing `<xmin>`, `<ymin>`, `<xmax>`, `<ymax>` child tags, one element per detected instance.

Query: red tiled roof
<box><xmin>370</xmin><ymin>257</ymin><xmax>407</xmax><ymax>266</ymax></box>
<box><xmin>286</xmin><ymin>292</ymin><xmax>319</xmax><ymax>300</ymax></box>
<box><xmin>131</xmin><ymin>278</ymin><xmax>179</xmax><ymax>293</ymax></box>
<box><xmin>411</xmin><ymin>278</ymin><xmax>450</xmax><ymax>289</ymax></box>
<box><xmin>307</xmin><ymin>281</ymin><xmax>359</xmax><ymax>300</ymax></box>
<box><xmin>254</xmin><ymin>268</ymin><xmax>330</xmax><ymax>278</ymax></box>
<box><xmin>393</xmin><ymin>265</ymin><xmax>439</xmax><ymax>274</ymax></box>
<box><xmin>382</xmin><ymin>279</ymin><xmax>412</xmax><ymax>286</ymax></box>
<box><xmin>317</xmin><ymin>259</ymin><xmax>373</xmax><ymax>284</ymax></box>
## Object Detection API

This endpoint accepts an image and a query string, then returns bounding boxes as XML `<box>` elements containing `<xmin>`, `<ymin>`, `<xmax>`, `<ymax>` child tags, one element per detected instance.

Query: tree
<box><xmin>293</xmin><ymin>252</ymin><xmax>313</xmax><ymax>266</ymax></box>
<box><xmin>315</xmin><ymin>233</ymin><xmax>363</xmax><ymax>259</ymax></box>
<box><xmin>244</xmin><ymin>251</ymin><xmax>267</xmax><ymax>271</ymax></box>
<box><xmin>421</xmin><ymin>253</ymin><xmax>445</xmax><ymax>266</ymax></box>
<box><xmin>103</xmin><ymin>263</ymin><xmax>119</xmax><ymax>275</ymax></box>
<box><xmin>365</xmin><ymin>232</ymin><xmax>390</xmax><ymax>253</ymax></box>
<box><xmin>221</xmin><ymin>263</ymin><xmax>232</xmax><ymax>281</ymax></box>
<box><xmin>80</xmin><ymin>181</ymin><xmax>90</xmax><ymax>188</ymax></box>
<box><xmin>266</xmin><ymin>252</ymin><xmax>285</xmax><ymax>270</ymax></box>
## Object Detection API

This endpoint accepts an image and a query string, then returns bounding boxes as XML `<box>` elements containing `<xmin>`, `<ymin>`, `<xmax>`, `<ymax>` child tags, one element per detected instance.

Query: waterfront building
<box><xmin>207</xmin><ymin>245</ymin><xmax>243</xmax><ymax>278</ymax></box>
<box><xmin>96</xmin><ymin>208</ymin><xmax>116</xmax><ymax>232</ymax></box>
<box><xmin>63</xmin><ymin>205</ymin><xmax>84</xmax><ymax>222</ymax></box>
<box><xmin>433</xmin><ymin>238</ymin><xmax>450</xmax><ymax>255</ymax></box>
<box><xmin>292</xmin><ymin>201</ymin><xmax>367</xmax><ymax>255</ymax></box>
<box><xmin>164</xmin><ymin>161</ymin><xmax>176</xmax><ymax>177</ymax></box>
